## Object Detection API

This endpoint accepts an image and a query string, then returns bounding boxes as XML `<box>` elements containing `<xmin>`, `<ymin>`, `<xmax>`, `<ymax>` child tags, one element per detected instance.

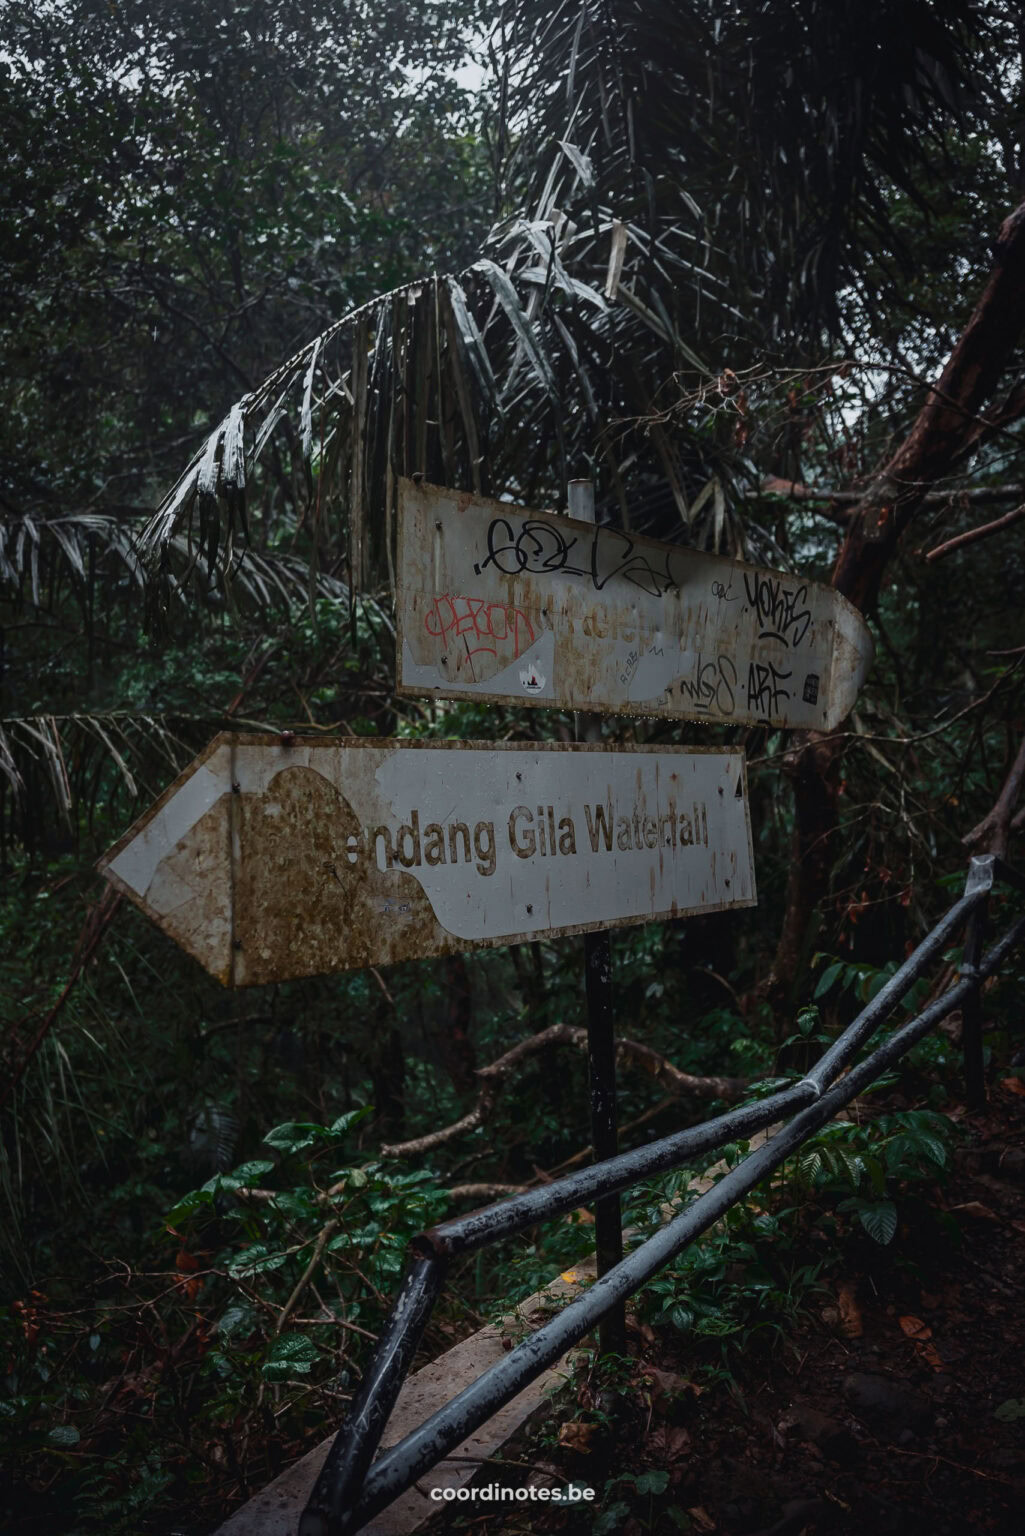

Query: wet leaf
<box><xmin>634</xmin><ymin>1469</ymin><xmax>669</xmax><ymax>1495</ymax></box>
<box><xmin>687</xmin><ymin>1507</ymin><xmax>716</xmax><ymax>1532</ymax></box>
<box><xmin>858</xmin><ymin>1200</ymin><xmax>897</xmax><ymax>1244</ymax></box>
<box><xmin>640</xmin><ymin>1366</ymin><xmax>704</xmax><ymax>1405</ymax></box>
<box><xmin>899</xmin><ymin>1314</ymin><xmax>943</xmax><ymax>1368</ymax></box>
<box><xmin>837</xmin><ymin>1281</ymin><xmax>863</xmax><ymax>1338</ymax></box>
<box><xmin>949</xmin><ymin>1201</ymin><xmax>999</xmax><ymax>1221</ymax></box>
<box><xmin>558</xmin><ymin>1419</ymin><xmax>596</xmax><ymax>1451</ymax></box>
<box><xmin>48</xmin><ymin>1425</ymin><xmax>80</xmax><ymax>1447</ymax></box>
<box><xmin>594</xmin><ymin>1503</ymin><xmax>631</xmax><ymax>1535</ymax></box>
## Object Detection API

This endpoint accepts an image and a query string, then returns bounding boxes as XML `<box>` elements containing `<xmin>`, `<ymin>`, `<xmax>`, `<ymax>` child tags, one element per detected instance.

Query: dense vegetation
<box><xmin>3</xmin><ymin>2</ymin><xmax>1025</xmax><ymax>1531</ymax></box>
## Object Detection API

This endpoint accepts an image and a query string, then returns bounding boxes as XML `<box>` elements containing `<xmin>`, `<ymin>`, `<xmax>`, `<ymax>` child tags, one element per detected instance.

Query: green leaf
<box><xmin>328</xmin><ymin>1107</ymin><xmax>373</xmax><ymax>1137</ymax></box>
<box><xmin>836</xmin><ymin>1149</ymin><xmax>866</xmax><ymax>1190</ymax></box>
<box><xmin>227</xmin><ymin>1244</ymin><xmax>291</xmax><ymax>1279</ymax></box>
<box><xmin>796</xmin><ymin>1005</ymin><xmax>819</xmax><ymax>1036</ymax></box>
<box><xmin>228</xmin><ymin>1159</ymin><xmax>275</xmax><ymax>1184</ymax></box>
<box><xmin>217</xmin><ymin>1305</ymin><xmax>255</xmax><ymax>1339</ymax></box>
<box><xmin>857</xmin><ymin>1200</ymin><xmax>898</xmax><ymax>1245</ymax></box>
<box><xmin>263</xmin><ymin>1122</ymin><xmax>326</xmax><ymax>1154</ymax></box>
<box><xmin>994</xmin><ymin>1398</ymin><xmax>1025</xmax><ymax>1422</ymax></box>
<box><xmin>813</xmin><ymin>961</ymin><xmax>844</xmax><ymax>999</ymax></box>
<box><xmin>48</xmin><ymin>1425</ymin><xmax>80</xmax><ymax>1446</ymax></box>
<box><xmin>665</xmin><ymin>1303</ymin><xmax>694</xmax><ymax>1332</ymax></box>
<box><xmin>261</xmin><ymin>1332</ymin><xmax>321</xmax><ymax>1379</ymax></box>
<box><xmin>166</xmin><ymin>1188</ymin><xmax>214</xmax><ymax>1225</ymax></box>
<box><xmin>272</xmin><ymin>1190</ymin><xmax>318</xmax><ymax>1219</ymax></box>
<box><xmin>594</xmin><ymin>1502</ymin><xmax>631</xmax><ymax>1534</ymax></box>
<box><xmin>695</xmin><ymin>1314</ymin><xmax>742</xmax><ymax>1337</ymax></box>
<box><xmin>865</xmin><ymin>964</ymin><xmax>897</xmax><ymax>1000</ymax></box>
<box><xmin>917</xmin><ymin>1134</ymin><xmax>948</xmax><ymax>1168</ymax></box>
<box><xmin>634</xmin><ymin>1469</ymin><xmax>669</xmax><ymax>1495</ymax></box>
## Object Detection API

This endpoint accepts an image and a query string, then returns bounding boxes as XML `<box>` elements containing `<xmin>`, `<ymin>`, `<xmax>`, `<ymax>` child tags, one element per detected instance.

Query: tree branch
<box><xmin>963</xmin><ymin>731</ymin><xmax>1025</xmax><ymax>856</ymax></box>
<box><xmin>379</xmin><ymin>1024</ymin><xmax>745</xmax><ymax>1160</ymax></box>
<box><xmin>273</xmin><ymin>1217</ymin><xmax>340</xmax><ymax>1336</ymax></box>
<box><xmin>766</xmin><ymin>198</ymin><xmax>1025</xmax><ymax>1013</ymax></box>
<box><xmin>923</xmin><ymin>502</ymin><xmax>1025</xmax><ymax>563</ymax></box>
<box><xmin>760</xmin><ymin>476</ymin><xmax>1025</xmax><ymax>508</ymax></box>
<box><xmin>833</xmin><ymin>198</ymin><xmax>1025</xmax><ymax>613</ymax></box>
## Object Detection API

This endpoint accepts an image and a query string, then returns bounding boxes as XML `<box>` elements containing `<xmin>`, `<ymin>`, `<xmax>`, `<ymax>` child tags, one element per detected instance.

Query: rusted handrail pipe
<box><xmin>420</xmin><ymin>870</ymin><xmax>991</xmax><ymax>1261</ymax></box>
<box><xmin>298</xmin><ymin>857</ymin><xmax>1023</xmax><ymax>1536</ymax></box>
<box><xmin>341</xmin><ymin>912</ymin><xmax>1025</xmax><ymax>1535</ymax></box>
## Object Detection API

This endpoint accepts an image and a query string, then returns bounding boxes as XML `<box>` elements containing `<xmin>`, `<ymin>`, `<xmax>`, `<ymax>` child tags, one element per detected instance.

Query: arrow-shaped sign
<box><xmin>397</xmin><ymin>480</ymin><xmax>873</xmax><ymax>730</ymax></box>
<box><xmin>99</xmin><ymin>735</ymin><xmax>755</xmax><ymax>986</ymax></box>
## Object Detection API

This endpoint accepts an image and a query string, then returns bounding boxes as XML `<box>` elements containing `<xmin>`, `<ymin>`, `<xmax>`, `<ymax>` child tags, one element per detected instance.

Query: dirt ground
<box><xmin>425</xmin><ymin>1083</ymin><xmax>1025</xmax><ymax>1536</ymax></box>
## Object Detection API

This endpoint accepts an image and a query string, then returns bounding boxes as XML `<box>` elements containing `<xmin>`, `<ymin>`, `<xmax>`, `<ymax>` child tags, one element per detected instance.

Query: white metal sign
<box><xmin>397</xmin><ymin>480</ymin><xmax>873</xmax><ymax>730</ymax></box>
<box><xmin>99</xmin><ymin>735</ymin><xmax>755</xmax><ymax>986</ymax></box>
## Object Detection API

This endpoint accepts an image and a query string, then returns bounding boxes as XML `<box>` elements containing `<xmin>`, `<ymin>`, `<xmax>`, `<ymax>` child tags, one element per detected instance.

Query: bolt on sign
<box><xmin>98</xmin><ymin>735</ymin><xmax>755</xmax><ymax>986</ymax></box>
<box><xmin>397</xmin><ymin>479</ymin><xmax>873</xmax><ymax>730</ymax></box>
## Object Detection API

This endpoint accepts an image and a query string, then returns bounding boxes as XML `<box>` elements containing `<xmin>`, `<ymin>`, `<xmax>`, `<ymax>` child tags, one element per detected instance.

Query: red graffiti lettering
<box><xmin>424</xmin><ymin>595</ymin><xmax>536</xmax><ymax>662</ymax></box>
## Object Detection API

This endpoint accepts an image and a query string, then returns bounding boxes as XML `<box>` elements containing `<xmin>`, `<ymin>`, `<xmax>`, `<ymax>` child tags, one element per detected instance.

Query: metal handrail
<box><xmin>298</xmin><ymin>854</ymin><xmax>1024</xmax><ymax>1535</ymax></box>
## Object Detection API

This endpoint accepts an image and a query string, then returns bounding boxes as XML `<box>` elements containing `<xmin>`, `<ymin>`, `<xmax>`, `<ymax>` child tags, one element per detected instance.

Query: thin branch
<box><xmin>924</xmin><ymin>502</ymin><xmax>1025</xmax><ymax>562</ymax></box>
<box><xmin>541</xmin><ymin>1094</ymin><xmax>677</xmax><ymax>1177</ymax></box>
<box><xmin>963</xmin><ymin>730</ymin><xmax>1025</xmax><ymax>856</ymax></box>
<box><xmin>760</xmin><ymin>476</ymin><xmax>1025</xmax><ymax>507</ymax></box>
<box><xmin>273</xmin><ymin>1218</ymin><xmax>340</xmax><ymax>1336</ymax></box>
<box><xmin>380</xmin><ymin>1023</ymin><xmax>745</xmax><ymax>1160</ymax></box>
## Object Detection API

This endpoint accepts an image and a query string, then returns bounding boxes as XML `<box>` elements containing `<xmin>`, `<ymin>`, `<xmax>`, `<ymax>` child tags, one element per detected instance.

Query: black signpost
<box><xmin>569</xmin><ymin>476</ymin><xmax>626</xmax><ymax>1354</ymax></box>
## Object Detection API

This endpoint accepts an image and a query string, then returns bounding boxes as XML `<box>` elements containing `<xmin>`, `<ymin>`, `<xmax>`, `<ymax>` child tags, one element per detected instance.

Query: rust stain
<box><xmin>231</xmin><ymin>766</ymin><xmax>455</xmax><ymax>985</ymax></box>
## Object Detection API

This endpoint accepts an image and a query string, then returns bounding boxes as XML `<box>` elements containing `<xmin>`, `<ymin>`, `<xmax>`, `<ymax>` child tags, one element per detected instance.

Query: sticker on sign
<box><xmin>397</xmin><ymin>479</ymin><xmax>873</xmax><ymax>730</ymax></box>
<box><xmin>99</xmin><ymin>736</ymin><xmax>755</xmax><ymax>985</ymax></box>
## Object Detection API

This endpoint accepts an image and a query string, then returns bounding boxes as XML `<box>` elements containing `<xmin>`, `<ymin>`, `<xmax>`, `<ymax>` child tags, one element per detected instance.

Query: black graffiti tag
<box><xmin>591</xmin><ymin>527</ymin><xmax>680</xmax><ymax>598</ymax></box>
<box><xmin>747</xmin><ymin>660</ymin><xmax>792</xmax><ymax>718</ymax></box>
<box><xmin>477</xmin><ymin>517</ymin><xmax>590</xmax><ymax>579</ymax></box>
<box><xmin>742</xmin><ymin>571</ymin><xmax>812</xmax><ymax>648</ymax></box>
<box><xmin>678</xmin><ymin>654</ymin><xmax>737</xmax><ymax>716</ymax></box>
<box><xmin>477</xmin><ymin>518</ymin><xmax>680</xmax><ymax>598</ymax></box>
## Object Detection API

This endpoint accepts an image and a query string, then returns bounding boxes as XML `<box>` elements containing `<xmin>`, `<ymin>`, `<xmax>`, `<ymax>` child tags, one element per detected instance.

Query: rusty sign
<box><xmin>397</xmin><ymin>479</ymin><xmax>873</xmax><ymax>730</ymax></box>
<box><xmin>98</xmin><ymin>735</ymin><xmax>755</xmax><ymax>986</ymax></box>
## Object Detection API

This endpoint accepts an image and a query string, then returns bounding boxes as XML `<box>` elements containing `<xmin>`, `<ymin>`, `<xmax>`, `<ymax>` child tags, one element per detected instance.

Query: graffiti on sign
<box><xmin>397</xmin><ymin>480</ymin><xmax>873</xmax><ymax>730</ymax></box>
<box><xmin>98</xmin><ymin>736</ymin><xmax>755</xmax><ymax>986</ymax></box>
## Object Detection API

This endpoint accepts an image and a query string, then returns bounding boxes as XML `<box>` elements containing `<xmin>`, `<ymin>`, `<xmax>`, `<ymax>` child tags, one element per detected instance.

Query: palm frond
<box><xmin>138</xmin><ymin>3</ymin><xmax>978</xmax><ymax>606</ymax></box>
<box><xmin>0</xmin><ymin>512</ymin><xmax>353</xmax><ymax>615</ymax></box>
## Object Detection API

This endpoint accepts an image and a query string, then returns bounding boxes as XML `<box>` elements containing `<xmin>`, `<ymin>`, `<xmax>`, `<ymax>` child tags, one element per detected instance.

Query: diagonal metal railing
<box><xmin>297</xmin><ymin>853</ymin><xmax>1025</xmax><ymax>1536</ymax></box>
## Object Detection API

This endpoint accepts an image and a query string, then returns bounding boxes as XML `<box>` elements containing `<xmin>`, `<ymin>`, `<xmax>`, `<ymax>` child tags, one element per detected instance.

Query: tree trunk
<box><xmin>766</xmin><ymin>200</ymin><xmax>1025</xmax><ymax>1012</ymax></box>
<box><xmin>431</xmin><ymin>952</ymin><xmax>477</xmax><ymax>1094</ymax></box>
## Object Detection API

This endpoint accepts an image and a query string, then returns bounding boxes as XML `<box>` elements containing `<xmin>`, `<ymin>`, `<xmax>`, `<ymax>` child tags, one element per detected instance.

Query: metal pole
<box><xmin>568</xmin><ymin>477</ymin><xmax>626</xmax><ymax>1355</ymax></box>
<box><xmin>584</xmin><ymin>928</ymin><xmax>626</xmax><ymax>1350</ymax></box>
<box><xmin>961</xmin><ymin>857</ymin><xmax>991</xmax><ymax>1111</ymax></box>
<box><xmin>299</xmin><ymin>1255</ymin><xmax>446</xmax><ymax>1536</ymax></box>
